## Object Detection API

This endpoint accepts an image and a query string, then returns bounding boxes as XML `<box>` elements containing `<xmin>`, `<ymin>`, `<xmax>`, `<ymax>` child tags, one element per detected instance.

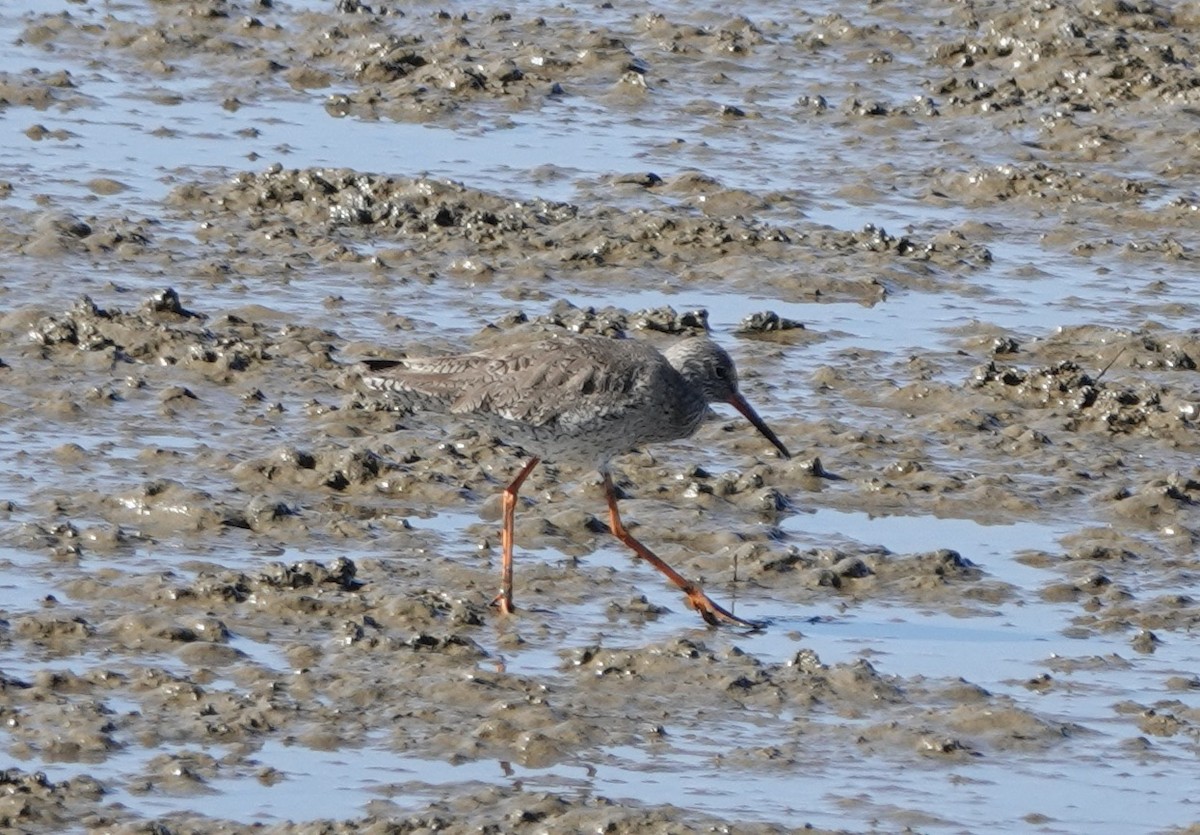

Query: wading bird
<box><xmin>360</xmin><ymin>332</ymin><xmax>789</xmax><ymax>627</ymax></box>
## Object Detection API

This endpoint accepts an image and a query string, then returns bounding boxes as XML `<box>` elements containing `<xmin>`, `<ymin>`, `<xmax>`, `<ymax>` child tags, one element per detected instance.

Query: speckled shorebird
<box><xmin>359</xmin><ymin>333</ymin><xmax>790</xmax><ymax>628</ymax></box>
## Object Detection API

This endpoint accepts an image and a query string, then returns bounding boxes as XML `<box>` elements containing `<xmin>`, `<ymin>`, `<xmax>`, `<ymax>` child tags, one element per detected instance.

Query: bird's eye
<box><xmin>714</xmin><ymin>365</ymin><xmax>728</xmax><ymax>379</ymax></box>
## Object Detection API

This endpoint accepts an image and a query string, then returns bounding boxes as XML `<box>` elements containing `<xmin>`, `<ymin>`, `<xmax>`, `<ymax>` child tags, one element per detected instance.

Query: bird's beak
<box><xmin>728</xmin><ymin>392</ymin><xmax>791</xmax><ymax>459</ymax></box>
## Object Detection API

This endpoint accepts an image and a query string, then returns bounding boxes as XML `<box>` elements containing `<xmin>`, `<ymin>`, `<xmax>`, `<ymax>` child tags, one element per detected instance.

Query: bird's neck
<box><xmin>664</xmin><ymin>346</ymin><xmax>712</xmax><ymax>406</ymax></box>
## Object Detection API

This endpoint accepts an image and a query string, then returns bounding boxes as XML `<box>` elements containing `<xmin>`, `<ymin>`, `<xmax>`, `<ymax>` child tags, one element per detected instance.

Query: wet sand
<box><xmin>2</xmin><ymin>0</ymin><xmax>1200</xmax><ymax>832</ymax></box>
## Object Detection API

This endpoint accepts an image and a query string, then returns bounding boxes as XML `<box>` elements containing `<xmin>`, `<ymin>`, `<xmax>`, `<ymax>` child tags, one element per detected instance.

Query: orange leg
<box><xmin>492</xmin><ymin>456</ymin><xmax>540</xmax><ymax>614</ymax></box>
<box><xmin>602</xmin><ymin>473</ymin><xmax>763</xmax><ymax>629</ymax></box>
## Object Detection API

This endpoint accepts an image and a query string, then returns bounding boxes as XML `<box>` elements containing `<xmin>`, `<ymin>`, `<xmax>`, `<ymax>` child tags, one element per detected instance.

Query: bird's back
<box><xmin>360</xmin><ymin>334</ymin><xmax>709</xmax><ymax>467</ymax></box>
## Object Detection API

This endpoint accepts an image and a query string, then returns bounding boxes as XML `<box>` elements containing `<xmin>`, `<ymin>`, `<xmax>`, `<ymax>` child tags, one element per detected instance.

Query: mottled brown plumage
<box><xmin>360</xmin><ymin>332</ymin><xmax>789</xmax><ymax>627</ymax></box>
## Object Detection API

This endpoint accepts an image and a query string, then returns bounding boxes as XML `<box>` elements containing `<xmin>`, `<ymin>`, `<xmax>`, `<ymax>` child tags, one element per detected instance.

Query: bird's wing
<box><xmin>360</xmin><ymin>353</ymin><xmax>499</xmax><ymax>410</ymax></box>
<box><xmin>360</xmin><ymin>337</ymin><xmax>663</xmax><ymax>429</ymax></box>
<box><xmin>453</xmin><ymin>339</ymin><xmax>657</xmax><ymax>428</ymax></box>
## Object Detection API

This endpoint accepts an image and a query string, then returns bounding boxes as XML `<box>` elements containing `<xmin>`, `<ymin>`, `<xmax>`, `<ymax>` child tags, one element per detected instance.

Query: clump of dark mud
<box><xmin>161</xmin><ymin>165</ymin><xmax>991</xmax><ymax>302</ymax></box>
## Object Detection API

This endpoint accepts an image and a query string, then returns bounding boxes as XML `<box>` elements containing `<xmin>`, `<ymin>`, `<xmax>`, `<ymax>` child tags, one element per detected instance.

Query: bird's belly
<box><xmin>498</xmin><ymin>411</ymin><xmax>697</xmax><ymax>469</ymax></box>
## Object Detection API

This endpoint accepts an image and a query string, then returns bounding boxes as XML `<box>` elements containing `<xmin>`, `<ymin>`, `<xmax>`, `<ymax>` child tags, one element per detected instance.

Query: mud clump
<box><xmin>483</xmin><ymin>299</ymin><xmax>712</xmax><ymax>338</ymax></box>
<box><xmin>969</xmin><ymin>354</ymin><xmax>1200</xmax><ymax>439</ymax></box>
<box><xmin>25</xmin><ymin>291</ymin><xmax>273</xmax><ymax>381</ymax></box>
<box><xmin>0</xmin><ymin>769</ymin><xmax>107</xmax><ymax>830</ymax></box>
<box><xmin>162</xmin><ymin>165</ymin><xmax>991</xmax><ymax>302</ymax></box>
<box><xmin>930</xmin><ymin>3</ymin><xmax>1200</xmax><ymax>119</ymax></box>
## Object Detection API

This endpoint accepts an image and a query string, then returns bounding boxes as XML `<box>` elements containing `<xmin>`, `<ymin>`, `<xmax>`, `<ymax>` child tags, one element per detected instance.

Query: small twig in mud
<box><xmin>1094</xmin><ymin>346</ymin><xmax>1127</xmax><ymax>384</ymax></box>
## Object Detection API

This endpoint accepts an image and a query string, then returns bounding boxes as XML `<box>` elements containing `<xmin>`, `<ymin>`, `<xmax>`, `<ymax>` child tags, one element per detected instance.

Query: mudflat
<box><xmin>1</xmin><ymin>1</ymin><xmax>1199</xmax><ymax>832</ymax></box>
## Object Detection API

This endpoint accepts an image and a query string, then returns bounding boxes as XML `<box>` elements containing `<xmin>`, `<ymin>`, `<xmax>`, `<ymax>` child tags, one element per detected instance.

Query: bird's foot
<box><xmin>684</xmin><ymin>587</ymin><xmax>766</xmax><ymax>630</ymax></box>
<box><xmin>490</xmin><ymin>592</ymin><xmax>516</xmax><ymax>615</ymax></box>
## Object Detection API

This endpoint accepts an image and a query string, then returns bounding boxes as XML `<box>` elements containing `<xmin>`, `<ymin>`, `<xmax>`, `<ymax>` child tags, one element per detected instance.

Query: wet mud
<box><xmin>2</xmin><ymin>0</ymin><xmax>1200</xmax><ymax>832</ymax></box>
